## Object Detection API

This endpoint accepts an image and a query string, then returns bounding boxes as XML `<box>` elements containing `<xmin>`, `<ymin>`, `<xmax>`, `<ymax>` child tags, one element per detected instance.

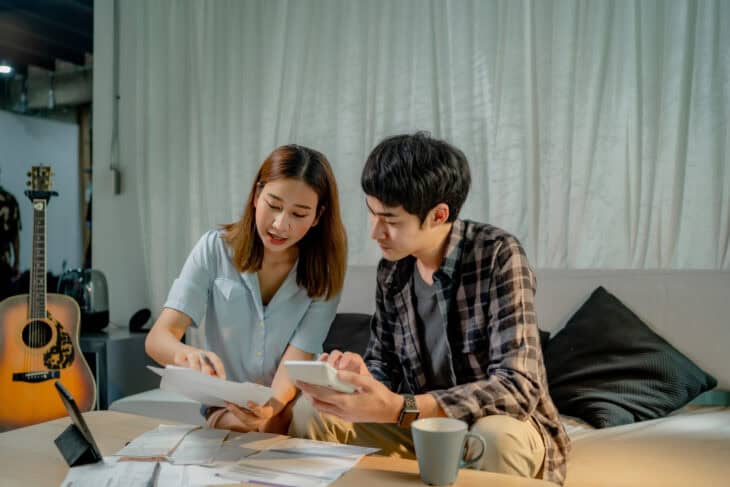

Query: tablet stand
<box><xmin>54</xmin><ymin>423</ymin><xmax>102</xmax><ymax>467</ymax></box>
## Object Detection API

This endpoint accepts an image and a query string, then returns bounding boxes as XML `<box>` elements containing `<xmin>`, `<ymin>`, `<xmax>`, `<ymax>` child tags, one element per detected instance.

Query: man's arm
<box><xmin>363</xmin><ymin>270</ymin><xmax>402</xmax><ymax>389</ymax></box>
<box><xmin>429</xmin><ymin>237</ymin><xmax>543</xmax><ymax>424</ymax></box>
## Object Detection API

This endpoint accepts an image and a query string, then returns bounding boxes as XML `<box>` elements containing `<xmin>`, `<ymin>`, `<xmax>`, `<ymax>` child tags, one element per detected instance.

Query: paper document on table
<box><xmin>169</xmin><ymin>427</ymin><xmax>230</xmax><ymax>465</ymax></box>
<box><xmin>59</xmin><ymin>457</ymin><xmax>158</xmax><ymax>487</ymax></box>
<box><xmin>148</xmin><ymin>365</ymin><xmax>272</xmax><ymax>407</ymax></box>
<box><xmin>223</xmin><ymin>437</ymin><xmax>379</xmax><ymax>486</ymax></box>
<box><xmin>268</xmin><ymin>438</ymin><xmax>379</xmax><ymax>457</ymax></box>
<box><xmin>212</xmin><ymin>431</ymin><xmax>287</xmax><ymax>463</ymax></box>
<box><xmin>236</xmin><ymin>449</ymin><xmax>360</xmax><ymax>479</ymax></box>
<box><xmin>219</xmin><ymin>463</ymin><xmax>330</xmax><ymax>487</ymax></box>
<box><xmin>114</xmin><ymin>424</ymin><xmax>198</xmax><ymax>458</ymax></box>
<box><xmin>158</xmin><ymin>463</ymin><xmax>239</xmax><ymax>486</ymax></box>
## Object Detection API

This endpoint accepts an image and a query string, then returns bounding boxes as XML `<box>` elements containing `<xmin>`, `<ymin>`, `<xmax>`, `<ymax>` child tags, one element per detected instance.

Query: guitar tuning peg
<box><xmin>26</xmin><ymin>181</ymin><xmax>31</xmax><ymax>186</ymax></box>
<box><xmin>27</xmin><ymin>171</ymin><xmax>31</xmax><ymax>177</ymax></box>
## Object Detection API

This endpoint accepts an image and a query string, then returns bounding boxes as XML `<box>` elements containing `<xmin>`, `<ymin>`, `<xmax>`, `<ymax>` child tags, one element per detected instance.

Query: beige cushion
<box><xmin>564</xmin><ymin>406</ymin><xmax>730</xmax><ymax>486</ymax></box>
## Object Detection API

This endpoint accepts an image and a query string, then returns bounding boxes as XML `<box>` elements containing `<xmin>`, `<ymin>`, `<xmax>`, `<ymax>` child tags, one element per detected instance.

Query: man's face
<box><xmin>366</xmin><ymin>195</ymin><xmax>425</xmax><ymax>261</ymax></box>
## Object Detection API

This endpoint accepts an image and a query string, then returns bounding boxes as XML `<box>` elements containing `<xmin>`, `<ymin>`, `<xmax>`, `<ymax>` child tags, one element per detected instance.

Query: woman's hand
<box><xmin>172</xmin><ymin>348</ymin><xmax>226</xmax><ymax>379</ymax></box>
<box><xmin>223</xmin><ymin>401</ymin><xmax>275</xmax><ymax>432</ymax></box>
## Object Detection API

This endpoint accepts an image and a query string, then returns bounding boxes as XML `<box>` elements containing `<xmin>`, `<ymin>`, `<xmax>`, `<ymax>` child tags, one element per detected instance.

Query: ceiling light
<box><xmin>0</xmin><ymin>64</ymin><xmax>13</xmax><ymax>75</ymax></box>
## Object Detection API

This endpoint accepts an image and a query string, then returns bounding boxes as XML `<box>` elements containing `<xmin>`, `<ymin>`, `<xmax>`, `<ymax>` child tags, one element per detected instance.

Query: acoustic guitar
<box><xmin>0</xmin><ymin>166</ymin><xmax>95</xmax><ymax>432</ymax></box>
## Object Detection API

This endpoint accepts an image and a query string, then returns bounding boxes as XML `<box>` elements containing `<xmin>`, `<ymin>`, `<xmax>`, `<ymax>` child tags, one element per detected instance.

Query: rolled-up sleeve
<box><xmin>163</xmin><ymin>232</ymin><xmax>217</xmax><ymax>327</ymax></box>
<box><xmin>290</xmin><ymin>293</ymin><xmax>340</xmax><ymax>354</ymax></box>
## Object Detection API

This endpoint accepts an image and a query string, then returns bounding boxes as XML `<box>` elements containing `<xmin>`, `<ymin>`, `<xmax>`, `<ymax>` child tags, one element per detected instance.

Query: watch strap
<box><xmin>397</xmin><ymin>393</ymin><xmax>419</xmax><ymax>427</ymax></box>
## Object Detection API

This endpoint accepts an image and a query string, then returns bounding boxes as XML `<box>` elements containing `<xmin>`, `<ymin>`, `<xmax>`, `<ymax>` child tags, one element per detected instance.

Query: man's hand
<box><xmin>223</xmin><ymin>401</ymin><xmax>275</xmax><ymax>432</ymax></box>
<box><xmin>297</xmin><ymin>369</ymin><xmax>403</xmax><ymax>423</ymax></box>
<box><xmin>172</xmin><ymin>348</ymin><xmax>226</xmax><ymax>379</ymax></box>
<box><xmin>319</xmin><ymin>350</ymin><xmax>371</xmax><ymax>377</ymax></box>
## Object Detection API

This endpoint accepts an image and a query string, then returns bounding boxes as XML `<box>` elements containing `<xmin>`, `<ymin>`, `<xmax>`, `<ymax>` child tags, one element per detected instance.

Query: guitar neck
<box><xmin>29</xmin><ymin>199</ymin><xmax>47</xmax><ymax>320</ymax></box>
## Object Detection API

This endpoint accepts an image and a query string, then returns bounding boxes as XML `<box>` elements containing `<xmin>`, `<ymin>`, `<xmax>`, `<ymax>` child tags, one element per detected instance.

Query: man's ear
<box><xmin>430</xmin><ymin>203</ymin><xmax>450</xmax><ymax>226</ymax></box>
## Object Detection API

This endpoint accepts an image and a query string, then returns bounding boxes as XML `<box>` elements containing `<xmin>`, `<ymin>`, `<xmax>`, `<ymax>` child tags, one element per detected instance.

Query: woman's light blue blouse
<box><xmin>164</xmin><ymin>230</ymin><xmax>339</xmax><ymax>386</ymax></box>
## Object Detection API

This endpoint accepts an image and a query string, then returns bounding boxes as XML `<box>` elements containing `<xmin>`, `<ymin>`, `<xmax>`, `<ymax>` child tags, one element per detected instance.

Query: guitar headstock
<box><xmin>25</xmin><ymin>165</ymin><xmax>58</xmax><ymax>202</ymax></box>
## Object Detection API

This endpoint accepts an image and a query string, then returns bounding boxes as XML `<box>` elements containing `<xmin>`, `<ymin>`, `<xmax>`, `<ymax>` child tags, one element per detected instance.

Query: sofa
<box><xmin>111</xmin><ymin>266</ymin><xmax>730</xmax><ymax>486</ymax></box>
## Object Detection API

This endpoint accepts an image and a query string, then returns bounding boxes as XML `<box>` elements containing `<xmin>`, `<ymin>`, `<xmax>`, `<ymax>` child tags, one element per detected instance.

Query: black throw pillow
<box><xmin>543</xmin><ymin>286</ymin><xmax>717</xmax><ymax>428</ymax></box>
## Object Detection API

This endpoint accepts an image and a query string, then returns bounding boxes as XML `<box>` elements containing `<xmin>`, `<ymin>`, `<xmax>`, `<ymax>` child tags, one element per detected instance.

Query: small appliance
<box><xmin>57</xmin><ymin>269</ymin><xmax>109</xmax><ymax>332</ymax></box>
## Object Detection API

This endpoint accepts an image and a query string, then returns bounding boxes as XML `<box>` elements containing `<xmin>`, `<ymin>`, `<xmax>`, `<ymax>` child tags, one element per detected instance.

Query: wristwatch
<box><xmin>397</xmin><ymin>393</ymin><xmax>420</xmax><ymax>428</ymax></box>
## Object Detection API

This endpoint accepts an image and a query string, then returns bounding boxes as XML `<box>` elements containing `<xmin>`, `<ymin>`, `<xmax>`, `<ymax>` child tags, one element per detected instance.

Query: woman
<box><xmin>145</xmin><ymin>145</ymin><xmax>347</xmax><ymax>433</ymax></box>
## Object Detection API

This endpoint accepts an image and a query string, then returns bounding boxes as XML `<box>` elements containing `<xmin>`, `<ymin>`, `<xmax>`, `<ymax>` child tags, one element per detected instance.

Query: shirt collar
<box><xmin>436</xmin><ymin>219</ymin><xmax>466</xmax><ymax>282</ymax></box>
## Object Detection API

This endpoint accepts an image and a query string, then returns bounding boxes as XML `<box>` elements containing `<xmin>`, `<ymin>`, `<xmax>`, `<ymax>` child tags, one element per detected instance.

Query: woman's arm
<box><xmin>219</xmin><ymin>344</ymin><xmax>313</xmax><ymax>433</ymax></box>
<box><xmin>268</xmin><ymin>344</ymin><xmax>313</xmax><ymax>414</ymax></box>
<box><xmin>145</xmin><ymin>307</ymin><xmax>225</xmax><ymax>377</ymax></box>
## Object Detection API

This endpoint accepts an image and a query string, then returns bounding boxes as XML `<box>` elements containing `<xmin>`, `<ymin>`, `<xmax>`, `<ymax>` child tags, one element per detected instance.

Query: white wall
<box><xmin>0</xmin><ymin>110</ymin><xmax>81</xmax><ymax>275</ymax></box>
<box><xmin>93</xmin><ymin>0</ymin><xmax>149</xmax><ymax>327</ymax></box>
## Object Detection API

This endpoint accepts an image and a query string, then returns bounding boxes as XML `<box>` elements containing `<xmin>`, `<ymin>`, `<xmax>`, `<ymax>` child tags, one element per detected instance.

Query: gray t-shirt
<box><xmin>412</xmin><ymin>268</ymin><xmax>453</xmax><ymax>390</ymax></box>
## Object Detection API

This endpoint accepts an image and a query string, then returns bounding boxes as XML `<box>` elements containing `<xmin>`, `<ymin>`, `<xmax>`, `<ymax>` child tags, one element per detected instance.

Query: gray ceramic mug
<box><xmin>411</xmin><ymin>418</ymin><xmax>487</xmax><ymax>486</ymax></box>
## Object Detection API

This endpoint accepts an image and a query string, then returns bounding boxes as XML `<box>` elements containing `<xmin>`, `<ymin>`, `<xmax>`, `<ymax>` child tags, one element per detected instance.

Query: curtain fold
<box><xmin>118</xmin><ymin>0</ymin><xmax>730</xmax><ymax>312</ymax></box>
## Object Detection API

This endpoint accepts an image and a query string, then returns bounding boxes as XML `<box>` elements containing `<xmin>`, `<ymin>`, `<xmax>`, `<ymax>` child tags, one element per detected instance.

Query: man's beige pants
<box><xmin>289</xmin><ymin>398</ymin><xmax>546</xmax><ymax>479</ymax></box>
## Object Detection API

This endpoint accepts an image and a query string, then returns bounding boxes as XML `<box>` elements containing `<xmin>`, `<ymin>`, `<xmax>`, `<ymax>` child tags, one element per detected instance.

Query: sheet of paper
<box><xmin>169</xmin><ymin>427</ymin><xmax>230</xmax><ymax>465</ymax></box>
<box><xmin>211</xmin><ymin>431</ymin><xmax>286</xmax><ymax>463</ymax></box>
<box><xmin>228</xmin><ymin>436</ymin><xmax>379</xmax><ymax>485</ymax></box>
<box><xmin>237</xmin><ymin>450</ymin><xmax>361</xmax><ymax>480</ymax></box>
<box><xmin>268</xmin><ymin>438</ymin><xmax>379</xmax><ymax>458</ymax></box>
<box><xmin>59</xmin><ymin>457</ymin><xmax>158</xmax><ymax>487</ymax></box>
<box><xmin>148</xmin><ymin>365</ymin><xmax>272</xmax><ymax>407</ymax></box>
<box><xmin>158</xmin><ymin>463</ymin><xmax>240</xmax><ymax>486</ymax></box>
<box><xmin>220</xmin><ymin>462</ymin><xmax>330</xmax><ymax>487</ymax></box>
<box><xmin>114</xmin><ymin>424</ymin><xmax>199</xmax><ymax>458</ymax></box>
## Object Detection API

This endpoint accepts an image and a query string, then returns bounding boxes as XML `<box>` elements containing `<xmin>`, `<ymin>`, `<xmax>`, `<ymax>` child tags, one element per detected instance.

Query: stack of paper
<box><xmin>60</xmin><ymin>424</ymin><xmax>378</xmax><ymax>487</ymax></box>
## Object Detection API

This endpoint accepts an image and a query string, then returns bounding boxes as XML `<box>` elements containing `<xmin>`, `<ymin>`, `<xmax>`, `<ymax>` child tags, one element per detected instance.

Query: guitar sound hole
<box><xmin>22</xmin><ymin>321</ymin><xmax>53</xmax><ymax>348</ymax></box>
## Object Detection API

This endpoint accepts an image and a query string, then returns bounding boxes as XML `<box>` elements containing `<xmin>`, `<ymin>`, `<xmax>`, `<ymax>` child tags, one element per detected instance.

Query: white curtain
<box><xmin>117</xmin><ymin>0</ymin><xmax>730</xmax><ymax>312</ymax></box>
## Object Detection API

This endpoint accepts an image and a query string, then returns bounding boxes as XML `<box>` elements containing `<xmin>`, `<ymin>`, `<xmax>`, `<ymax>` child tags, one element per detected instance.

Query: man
<box><xmin>0</xmin><ymin>182</ymin><xmax>21</xmax><ymax>301</ymax></box>
<box><xmin>291</xmin><ymin>132</ymin><xmax>569</xmax><ymax>484</ymax></box>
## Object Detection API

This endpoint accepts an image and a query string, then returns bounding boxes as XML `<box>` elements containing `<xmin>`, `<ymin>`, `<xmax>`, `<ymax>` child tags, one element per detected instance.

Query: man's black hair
<box><xmin>361</xmin><ymin>132</ymin><xmax>471</xmax><ymax>223</ymax></box>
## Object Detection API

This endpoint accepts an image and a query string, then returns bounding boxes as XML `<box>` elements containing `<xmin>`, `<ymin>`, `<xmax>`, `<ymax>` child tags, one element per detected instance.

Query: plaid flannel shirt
<box><xmin>364</xmin><ymin>220</ymin><xmax>569</xmax><ymax>485</ymax></box>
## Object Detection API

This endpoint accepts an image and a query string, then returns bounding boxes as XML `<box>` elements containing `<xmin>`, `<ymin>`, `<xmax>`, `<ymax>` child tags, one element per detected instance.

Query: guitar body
<box><xmin>0</xmin><ymin>293</ymin><xmax>96</xmax><ymax>432</ymax></box>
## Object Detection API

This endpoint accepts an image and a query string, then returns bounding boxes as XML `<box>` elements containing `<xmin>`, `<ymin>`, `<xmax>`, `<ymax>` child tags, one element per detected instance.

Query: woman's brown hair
<box><xmin>221</xmin><ymin>145</ymin><xmax>347</xmax><ymax>300</ymax></box>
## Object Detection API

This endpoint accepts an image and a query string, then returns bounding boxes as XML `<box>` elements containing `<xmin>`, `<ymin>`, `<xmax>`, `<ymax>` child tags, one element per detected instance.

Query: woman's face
<box><xmin>254</xmin><ymin>178</ymin><xmax>320</xmax><ymax>255</ymax></box>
